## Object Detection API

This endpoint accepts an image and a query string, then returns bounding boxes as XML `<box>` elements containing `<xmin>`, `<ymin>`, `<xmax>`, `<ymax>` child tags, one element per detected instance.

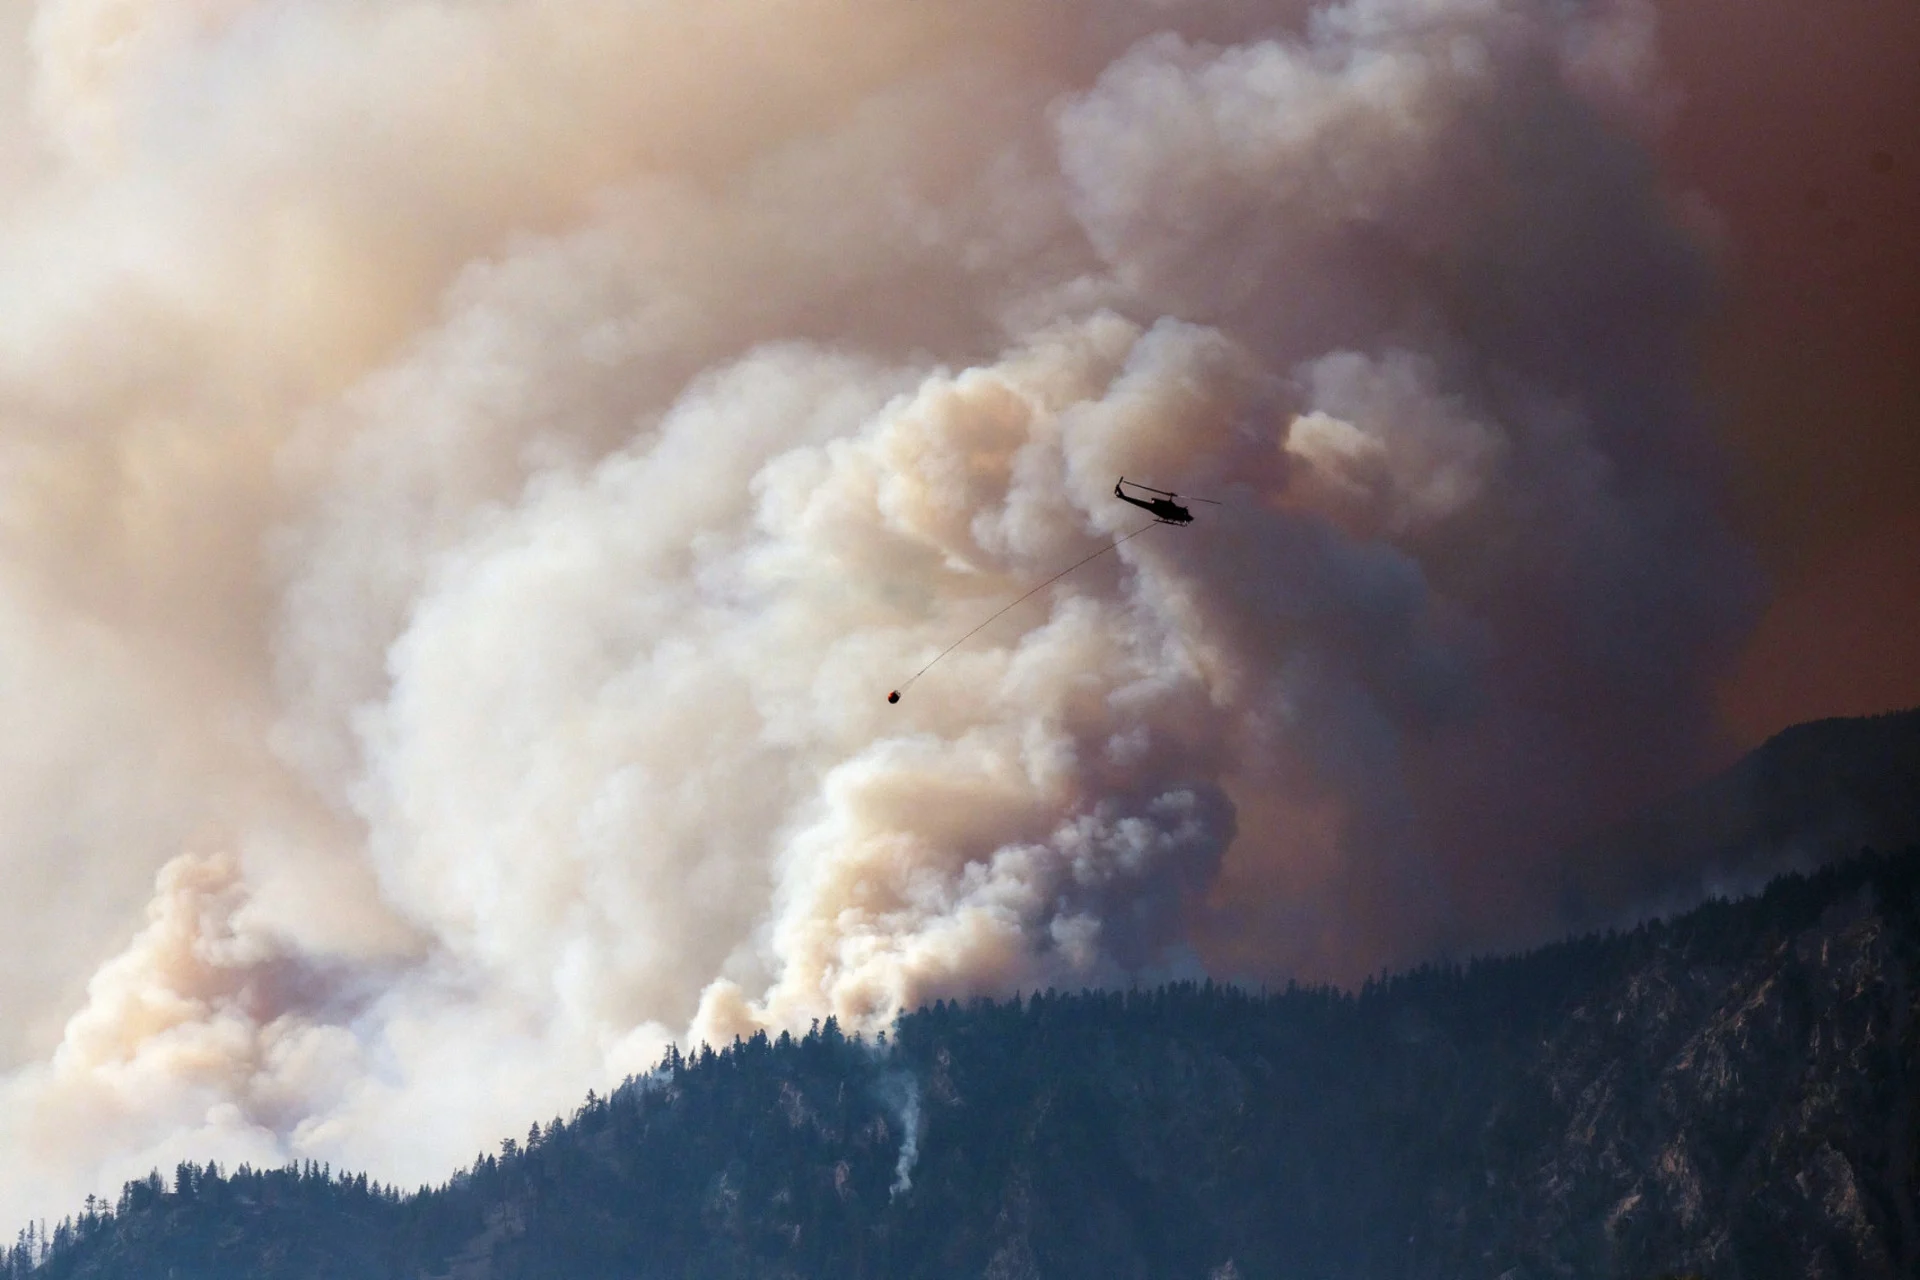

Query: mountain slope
<box><xmin>10</xmin><ymin>847</ymin><xmax>1918</xmax><ymax>1280</ymax></box>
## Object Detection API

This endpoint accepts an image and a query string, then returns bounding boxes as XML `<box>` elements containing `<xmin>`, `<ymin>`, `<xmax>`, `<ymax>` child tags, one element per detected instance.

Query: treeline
<box><xmin>3</xmin><ymin>1158</ymin><xmax>406</xmax><ymax>1279</ymax></box>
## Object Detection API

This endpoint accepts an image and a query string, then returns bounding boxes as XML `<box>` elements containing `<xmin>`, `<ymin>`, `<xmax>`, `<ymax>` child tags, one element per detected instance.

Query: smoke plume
<box><xmin>882</xmin><ymin>1072</ymin><xmax>922</xmax><ymax>1199</ymax></box>
<box><xmin>0</xmin><ymin>0</ymin><xmax>1757</xmax><ymax>1225</ymax></box>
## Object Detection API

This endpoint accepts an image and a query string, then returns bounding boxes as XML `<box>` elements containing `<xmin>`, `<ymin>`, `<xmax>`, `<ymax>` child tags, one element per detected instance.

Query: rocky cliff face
<box><xmin>1472</xmin><ymin>875</ymin><xmax>1917</xmax><ymax>1280</ymax></box>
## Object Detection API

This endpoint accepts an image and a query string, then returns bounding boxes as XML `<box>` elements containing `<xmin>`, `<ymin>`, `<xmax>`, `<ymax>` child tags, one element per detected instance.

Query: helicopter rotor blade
<box><xmin>1119</xmin><ymin>478</ymin><xmax>1180</xmax><ymax>498</ymax></box>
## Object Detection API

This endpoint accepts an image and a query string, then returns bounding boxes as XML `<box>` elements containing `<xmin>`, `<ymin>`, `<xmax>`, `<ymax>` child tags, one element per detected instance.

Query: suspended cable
<box><xmin>887</xmin><ymin>520</ymin><xmax>1158</xmax><ymax>704</ymax></box>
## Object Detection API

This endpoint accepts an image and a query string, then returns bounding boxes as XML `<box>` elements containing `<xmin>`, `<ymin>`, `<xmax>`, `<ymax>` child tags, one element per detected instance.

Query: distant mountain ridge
<box><xmin>9</xmin><ymin>844</ymin><xmax>1917</xmax><ymax>1279</ymax></box>
<box><xmin>1557</xmin><ymin>706</ymin><xmax>1920</xmax><ymax>930</ymax></box>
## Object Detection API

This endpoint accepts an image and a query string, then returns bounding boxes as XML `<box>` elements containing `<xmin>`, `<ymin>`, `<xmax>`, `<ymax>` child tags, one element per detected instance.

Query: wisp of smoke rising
<box><xmin>0</xmin><ymin>0</ymin><xmax>1757</xmax><ymax>1227</ymax></box>
<box><xmin>881</xmin><ymin>1072</ymin><xmax>922</xmax><ymax>1198</ymax></box>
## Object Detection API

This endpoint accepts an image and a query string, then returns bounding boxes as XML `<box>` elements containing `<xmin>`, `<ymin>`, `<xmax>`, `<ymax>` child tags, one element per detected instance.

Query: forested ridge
<box><xmin>8</xmin><ymin>847</ymin><xmax>1917</xmax><ymax>1279</ymax></box>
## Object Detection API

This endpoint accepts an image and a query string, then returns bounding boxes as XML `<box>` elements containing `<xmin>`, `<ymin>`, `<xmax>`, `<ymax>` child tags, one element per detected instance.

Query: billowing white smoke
<box><xmin>0</xmin><ymin>0</ymin><xmax>1754</xmax><ymax>1226</ymax></box>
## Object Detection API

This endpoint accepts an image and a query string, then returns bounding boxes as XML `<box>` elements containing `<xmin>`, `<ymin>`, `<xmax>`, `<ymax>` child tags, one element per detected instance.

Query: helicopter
<box><xmin>1114</xmin><ymin>477</ymin><xmax>1218</xmax><ymax>525</ymax></box>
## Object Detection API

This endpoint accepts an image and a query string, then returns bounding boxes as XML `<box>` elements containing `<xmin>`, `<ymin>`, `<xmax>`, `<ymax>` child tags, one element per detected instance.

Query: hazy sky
<box><xmin>0</xmin><ymin>0</ymin><xmax>1910</xmax><ymax>1232</ymax></box>
<box><xmin>1657</xmin><ymin>0</ymin><xmax>1920</xmax><ymax>743</ymax></box>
